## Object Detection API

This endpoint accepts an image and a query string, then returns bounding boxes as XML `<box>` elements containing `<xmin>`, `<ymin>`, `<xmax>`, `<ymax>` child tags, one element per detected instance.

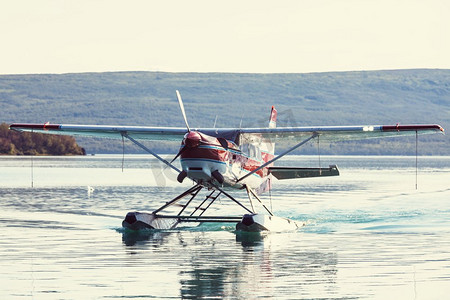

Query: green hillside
<box><xmin>0</xmin><ymin>123</ymin><xmax>84</xmax><ymax>155</ymax></box>
<box><xmin>1</xmin><ymin>69</ymin><xmax>448</xmax><ymax>155</ymax></box>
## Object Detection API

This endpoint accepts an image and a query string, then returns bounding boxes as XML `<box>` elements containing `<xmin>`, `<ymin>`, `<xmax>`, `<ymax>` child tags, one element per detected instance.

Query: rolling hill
<box><xmin>1</xmin><ymin>69</ymin><xmax>448</xmax><ymax>155</ymax></box>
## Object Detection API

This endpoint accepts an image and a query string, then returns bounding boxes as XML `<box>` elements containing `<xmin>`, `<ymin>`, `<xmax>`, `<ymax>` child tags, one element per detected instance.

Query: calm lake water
<box><xmin>1</xmin><ymin>155</ymin><xmax>449</xmax><ymax>299</ymax></box>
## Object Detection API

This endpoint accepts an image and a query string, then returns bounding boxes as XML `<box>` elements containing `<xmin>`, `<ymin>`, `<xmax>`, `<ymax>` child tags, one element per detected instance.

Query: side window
<box><xmin>241</xmin><ymin>144</ymin><xmax>249</xmax><ymax>156</ymax></box>
<box><xmin>244</xmin><ymin>144</ymin><xmax>262</xmax><ymax>160</ymax></box>
<box><xmin>248</xmin><ymin>144</ymin><xmax>256</xmax><ymax>158</ymax></box>
<box><xmin>253</xmin><ymin>145</ymin><xmax>262</xmax><ymax>161</ymax></box>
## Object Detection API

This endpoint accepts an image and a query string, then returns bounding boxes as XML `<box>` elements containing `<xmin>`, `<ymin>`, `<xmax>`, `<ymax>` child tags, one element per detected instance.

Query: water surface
<box><xmin>1</xmin><ymin>155</ymin><xmax>449</xmax><ymax>299</ymax></box>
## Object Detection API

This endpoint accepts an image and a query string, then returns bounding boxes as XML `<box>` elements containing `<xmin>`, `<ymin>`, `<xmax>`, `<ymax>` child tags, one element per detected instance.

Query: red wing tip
<box><xmin>382</xmin><ymin>124</ymin><xmax>444</xmax><ymax>133</ymax></box>
<box><xmin>10</xmin><ymin>123</ymin><xmax>61</xmax><ymax>130</ymax></box>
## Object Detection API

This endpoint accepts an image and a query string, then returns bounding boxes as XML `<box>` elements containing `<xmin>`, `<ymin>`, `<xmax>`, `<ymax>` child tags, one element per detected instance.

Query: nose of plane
<box><xmin>184</xmin><ymin>131</ymin><xmax>202</xmax><ymax>148</ymax></box>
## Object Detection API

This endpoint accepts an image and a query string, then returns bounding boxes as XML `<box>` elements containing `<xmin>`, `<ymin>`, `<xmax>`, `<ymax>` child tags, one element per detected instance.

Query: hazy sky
<box><xmin>1</xmin><ymin>0</ymin><xmax>449</xmax><ymax>74</ymax></box>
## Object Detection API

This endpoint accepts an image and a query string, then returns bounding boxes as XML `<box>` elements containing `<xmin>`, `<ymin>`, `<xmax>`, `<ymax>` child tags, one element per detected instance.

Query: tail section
<box><xmin>269</xmin><ymin>106</ymin><xmax>277</xmax><ymax>128</ymax></box>
<box><xmin>255</xmin><ymin>106</ymin><xmax>278</xmax><ymax>194</ymax></box>
<box><xmin>262</xmin><ymin>106</ymin><xmax>277</xmax><ymax>157</ymax></box>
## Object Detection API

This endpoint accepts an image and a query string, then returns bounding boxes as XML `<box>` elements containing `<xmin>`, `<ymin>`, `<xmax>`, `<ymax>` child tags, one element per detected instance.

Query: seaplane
<box><xmin>10</xmin><ymin>91</ymin><xmax>445</xmax><ymax>232</ymax></box>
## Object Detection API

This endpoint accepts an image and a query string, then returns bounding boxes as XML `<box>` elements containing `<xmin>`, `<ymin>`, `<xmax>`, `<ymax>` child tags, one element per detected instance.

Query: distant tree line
<box><xmin>0</xmin><ymin>123</ymin><xmax>85</xmax><ymax>155</ymax></box>
<box><xmin>1</xmin><ymin>70</ymin><xmax>448</xmax><ymax>154</ymax></box>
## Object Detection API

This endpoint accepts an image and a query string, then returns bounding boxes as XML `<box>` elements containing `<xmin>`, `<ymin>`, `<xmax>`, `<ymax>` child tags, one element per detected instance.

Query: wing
<box><xmin>9</xmin><ymin>123</ymin><xmax>188</xmax><ymax>141</ymax></box>
<box><xmin>9</xmin><ymin>123</ymin><xmax>444</xmax><ymax>143</ymax></box>
<box><xmin>239</xmin><ymin>124</ymin><xmax>445</xmax><ymax>141</ymax></box>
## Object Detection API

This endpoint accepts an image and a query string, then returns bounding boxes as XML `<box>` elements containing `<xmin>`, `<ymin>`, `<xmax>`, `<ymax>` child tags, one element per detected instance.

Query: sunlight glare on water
<box><xmin>0</xmin><ymin>155</ymin><xmax>449</xmax><ymax>299</ymax></box>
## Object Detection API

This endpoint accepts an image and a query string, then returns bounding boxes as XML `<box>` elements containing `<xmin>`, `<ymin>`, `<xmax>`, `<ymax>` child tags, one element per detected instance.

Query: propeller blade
<box><xmin>176</xmin><ymin>90</ymin><xmax>190</xmax><ymax>132</ymax></box>
<box><xmin>170</xmin><ymin>145</ymin><xmax>187</xmax><ymax>164</ymax></box>
<box><xmin>217</xmin><ymin>137</ymin><xmax>229</xmax><ymax>149</ymax></box>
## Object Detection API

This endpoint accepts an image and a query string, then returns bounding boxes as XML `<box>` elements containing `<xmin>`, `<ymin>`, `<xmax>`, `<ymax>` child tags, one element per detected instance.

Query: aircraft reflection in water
<box><xmin>10</xmin><ymin>91</ymin><xmax>444</xmax><ymax>232</ymax></box>
<box><xmin>120</xmin><ymin>229</ymin><xmax>338</xmax><ymax>299</ymax></box>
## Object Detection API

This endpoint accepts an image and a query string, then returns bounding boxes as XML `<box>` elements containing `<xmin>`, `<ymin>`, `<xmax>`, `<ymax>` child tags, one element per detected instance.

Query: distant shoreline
<box><xmin>2</xmin><ymin>70</ymin><xmax>448</xmax><ymax>155</ymax></box>
<box><xmin>1</xmin><ymin>123</ymin><xmax>85</xmax><ymax>156</ymax></box>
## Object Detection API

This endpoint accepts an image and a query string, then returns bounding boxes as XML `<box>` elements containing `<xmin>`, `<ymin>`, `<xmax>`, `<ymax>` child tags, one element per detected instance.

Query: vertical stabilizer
<box><xmin>255</xmin><ymin>106</ymin><xmax>278</xmax><ymax>194</ymax></box>
<box><xmin>269</xmin><ymin>106</ymin><xmax>277</xmax><ymax>128</ymax></box>
<box><xmin>263</xmin><ymin>106</ymin><xmax>277</xmax><ymax>157</ymax></box>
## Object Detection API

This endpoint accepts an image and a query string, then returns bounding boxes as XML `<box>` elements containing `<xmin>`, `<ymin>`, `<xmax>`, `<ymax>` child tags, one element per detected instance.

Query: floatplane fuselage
<box><xmin>123</xmin><ymin>105</ymin><xmax>310</xmax><ymax>232</ymax></box>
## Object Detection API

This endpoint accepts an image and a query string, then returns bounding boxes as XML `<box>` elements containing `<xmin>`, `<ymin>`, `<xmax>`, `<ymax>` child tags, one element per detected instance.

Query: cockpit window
<box><xmin>241</xmin><ymin>143</ymin><xmax>261</xmax><ymax>160</ymax></box>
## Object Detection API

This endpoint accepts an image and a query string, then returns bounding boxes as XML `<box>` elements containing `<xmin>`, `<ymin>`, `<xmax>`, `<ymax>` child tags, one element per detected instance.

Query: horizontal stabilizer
<box><xmin>269</xmin><ymin>165</ymin><xmax>339</xmax><ymax>180</ymax></box>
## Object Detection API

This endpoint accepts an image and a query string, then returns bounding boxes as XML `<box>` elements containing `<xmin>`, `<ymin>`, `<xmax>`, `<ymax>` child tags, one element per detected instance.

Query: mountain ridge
<box><xmin>1</xmin><ymin>69</ymin><xmax>448</xmax><ymax>155</ymax></box>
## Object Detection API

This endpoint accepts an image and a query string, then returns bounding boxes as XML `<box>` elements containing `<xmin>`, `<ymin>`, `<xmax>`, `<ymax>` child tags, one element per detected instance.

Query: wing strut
<box><xmin>237</xmin><ymin>133</ymin><xmax>319</xmax><ymax>183</ymax></box>
<box><xmin>121</xmin><ymin>132</ymin><xmax>181</xmax><ymax>173</ymax></box>
<box><xmin>245</xmin><ymin>185</ymin><xmax>273</xmax><ymax>216</ymax></box>
<box><xmin>211</xmin><ymin>183</ymin><xmax>254</xmax><ymax>214</ymax></box>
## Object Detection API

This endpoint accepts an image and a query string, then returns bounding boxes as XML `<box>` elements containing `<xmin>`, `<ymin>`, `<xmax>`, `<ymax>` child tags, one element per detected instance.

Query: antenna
<box><xmin>31</xmin><ymin>154</ymin><xmax>34</xmax><ymax>188</ymax></box>
<box><xmin>121</xmin><ymin>134</ymin><xmax>125</xmax><ymax>172</ymax></box>
<box><xmin>415</xmin><ymin>131</ymin><xmax>418</xmax><ymax>190</ymax></box>
<box><xmin>31</xmin><ymin>129</ymin><xmax>34</xmax><ymax>188</ymax></box>
<box><xmin>317</xmin><ymin>135</ymin><xmax>322</xmax><ymax>175</ymax></box>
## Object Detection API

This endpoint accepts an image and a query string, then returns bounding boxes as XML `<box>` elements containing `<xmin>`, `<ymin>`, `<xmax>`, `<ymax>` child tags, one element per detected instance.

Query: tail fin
<box><xmin>256</xmin><ymin>106</ymin><xmax>277</xmax><ymax>194</ymax></box>
<box><xmin>269</xmin><ymin>106</ymin><xmax>277</xmax><ymax>128</ymax></box>
<box><xmin>261</xmin><ymin>106</ymin><xmax>276</xmax><ymax>158</ymax></box>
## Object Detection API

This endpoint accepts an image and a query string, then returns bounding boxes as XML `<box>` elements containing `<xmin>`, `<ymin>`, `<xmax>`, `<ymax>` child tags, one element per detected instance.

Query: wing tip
<box><xmin>382</xmin><ymin>124</ymin><xmax>445</xmax><ymax>134</ymax></box>
<box><xmin>9</xmin><ymin>123</ymin><xmax>61</xmax><ymax>131</ymax></box>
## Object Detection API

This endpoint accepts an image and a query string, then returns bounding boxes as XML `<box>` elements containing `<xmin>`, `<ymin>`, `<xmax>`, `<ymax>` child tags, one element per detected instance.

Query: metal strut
<box><xmin>192</xmin><ymin>190</ymin><xmax>221</xmax><ymax>217</ymax></box>
<box><xmin>152</xmin><ymin>184</ymin><xmax>203</xmax><ymax>214</ymax></box>
<box><xmin>245</xmin><ymin>185</ymin><xmax>273</xmax><ymax>216</ymax></box>
<box><xmin>237</xmin><ymin>133</ymin><xmax>318</xmax><ymax>183</ymax></box>
<box><xmin>149</xmin><ymin>183</ymin><xmax>253</xmax><ymax>226</ymax></box>
<box><xmin>121</xmin><ymin>132</ymin><xmax>181</xmax><ymax>173</ymax></box>
<box><xmin>210</xmin><ymin>184</ymin><xmax>254</xmax><ymax>214</ymax></box>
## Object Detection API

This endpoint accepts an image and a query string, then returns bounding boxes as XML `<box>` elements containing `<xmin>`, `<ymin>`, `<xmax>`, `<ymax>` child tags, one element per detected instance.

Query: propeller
<box><xmin>171</xmin><ymin>131</ymin><xmax>202</xmax><ymax>164</ymax></box>
<box><xmin>176</xmin><ymin>90</ymin><xmax>190</xmax><ymax>132</ymax></box>
<box><xmin>217</xmin><ymin>137</ymin><xmax>229</xmax><ymax>149</ymax></box>
<box><xmin>171</xmin><ymin>90</ymin><xmax>228</xmax><ymax>184</ymax></box>
<box><xmin>170</xmin><ymin>91</ymin><xmax>194</xmax><ymax>165</ymax></box>
<box><xmin>170</xmin><ymin>145</ymin><xmax>187</xmax><ymax>164</ymax></box>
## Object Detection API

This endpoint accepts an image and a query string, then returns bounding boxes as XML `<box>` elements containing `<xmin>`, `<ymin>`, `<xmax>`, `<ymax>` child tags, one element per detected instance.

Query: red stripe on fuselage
<box><xmin>261</xmin><ymin>151</ymin><xmax>275</xmax><ymax>164</ymax></box>
<box><xmin>241</xmin><ymin>157</ymin><xmax>266</xmax><ymax>178</ymax></box>
<box><xmin>243</xmin><ymin>151</ymin><xmax>274</xmax><ymax>178</ymax></box>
